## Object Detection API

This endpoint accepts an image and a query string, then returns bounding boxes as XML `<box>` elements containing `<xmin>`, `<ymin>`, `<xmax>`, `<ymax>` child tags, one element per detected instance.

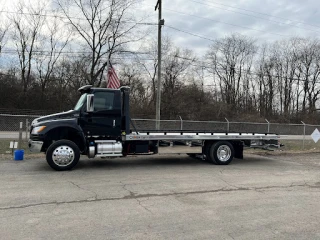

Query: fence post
<box><xmin>25</xmin><ymin>119</ymin><xmax>29</xmax><ymax>141</ymax></box>
<box><xmin>301</xmin><ymin>121</ymin><xmax>306</xmax><ymax>150</ymax></box>
<box><xmin>265</xmin><ymin>119</ymin><xmax>270</xmax><ymax>133</ymax></box>
<box><xmin>178</xmin><ymin>116</ymin><xmax>183</xmax><ymax>130</ymax></box>
<box><xmin>18</xmin><ymin>122</ymin><xmax>23</xmax><ymax>149</ymax></box>
<box><xmin>225</xmin><ymin>118</ymin><xmax>229</xmax><ymax>132</ymax></box>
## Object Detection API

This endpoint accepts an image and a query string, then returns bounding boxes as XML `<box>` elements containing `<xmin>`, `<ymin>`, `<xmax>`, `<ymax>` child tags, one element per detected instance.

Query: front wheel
<box><xmin>46</xmin><ymin>140</ymin><xmax>80</xmax><ymax>171</ymax></box>
<box><xmin>207</xmin><ymin>141</ymin><xmax>234</xmax><ymax>165</ymax></box>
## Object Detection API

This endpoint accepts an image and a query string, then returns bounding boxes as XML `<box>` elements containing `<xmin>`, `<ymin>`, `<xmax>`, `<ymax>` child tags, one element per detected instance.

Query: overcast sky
<box><xmin>138</xmin><ymin>0</ymin><xmax>320</xmax><ymax>55</ymax></box>
<box><xmin>1</xmin><ymin>0</ymin><xmax>320</xmax><ymax>57</ymax></box>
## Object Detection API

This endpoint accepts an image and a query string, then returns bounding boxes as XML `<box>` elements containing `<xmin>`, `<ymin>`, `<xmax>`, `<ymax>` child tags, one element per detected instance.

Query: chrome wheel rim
<box><xmin>217</xmin><ymin>145</ymin><xmax>231</xmax><ymax>162</ymax></box>
<box><xmin>52</xmin><ymin>145</ymin><xmax>75</xmax><ymax>166</ymax></box>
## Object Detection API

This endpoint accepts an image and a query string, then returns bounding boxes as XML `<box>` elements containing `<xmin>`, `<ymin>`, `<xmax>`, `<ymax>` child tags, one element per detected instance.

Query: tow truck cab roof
<box><xmin>78</xmin><ymin>85</ymin><xmax>129</xmax><ymax>94</ymax></box>
<box><xmin>78</xmin><ymin>85</ymin><xmax>93</xmax><ymax>93</ymax></box>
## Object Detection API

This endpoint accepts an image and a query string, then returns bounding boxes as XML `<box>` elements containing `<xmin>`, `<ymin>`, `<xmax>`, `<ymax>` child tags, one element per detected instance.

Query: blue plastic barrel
<box><xmin>14</xmin><ymin>150</ymin><xmax>24</xmax><ymax>161</ymax></box>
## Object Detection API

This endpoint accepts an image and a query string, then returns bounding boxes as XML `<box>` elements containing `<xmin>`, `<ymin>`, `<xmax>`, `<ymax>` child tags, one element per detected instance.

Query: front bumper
<box><xmin>28</xmin><ymin>140</ymin><xmax>44</xmax><ymax>153</ymax></box>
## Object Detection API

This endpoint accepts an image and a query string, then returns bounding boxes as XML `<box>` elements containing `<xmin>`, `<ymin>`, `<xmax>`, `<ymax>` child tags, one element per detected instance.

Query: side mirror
<box><xmin>86</xmin><ymin>94</ymin><xmax>94</xmax><ymax>112</ymax></box>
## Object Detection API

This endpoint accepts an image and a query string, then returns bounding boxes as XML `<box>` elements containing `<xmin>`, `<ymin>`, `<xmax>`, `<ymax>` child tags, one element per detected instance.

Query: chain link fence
<box><xmin>0</xmin><ymin>113</ymin><xmax>319</xmax><ymax>151</ymax></box>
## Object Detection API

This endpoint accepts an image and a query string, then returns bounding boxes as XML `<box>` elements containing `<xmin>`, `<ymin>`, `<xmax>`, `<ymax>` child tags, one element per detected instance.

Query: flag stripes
<box><xmin>107</xmin><ymin>64</ymin><xmax>120</xmax><ymax>89</ymax></box>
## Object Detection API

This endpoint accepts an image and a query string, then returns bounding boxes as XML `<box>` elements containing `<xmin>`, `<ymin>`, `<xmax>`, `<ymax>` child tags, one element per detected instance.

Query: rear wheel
<box><xmin>46</xmin><ymin>140</ymin><xmax>80</xmax><ymax>171</ymax></box>
<box><xmin>207</xmin><ymin>141</ymin><xmax>234</xmax><ymax>165</ymax></box>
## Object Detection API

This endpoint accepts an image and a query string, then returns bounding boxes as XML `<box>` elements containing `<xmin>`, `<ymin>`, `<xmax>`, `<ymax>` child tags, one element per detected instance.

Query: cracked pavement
<box><xmin>0</xmin><ymin>153</ymin><xmax>320</xmax><ymax>239</ymax></box>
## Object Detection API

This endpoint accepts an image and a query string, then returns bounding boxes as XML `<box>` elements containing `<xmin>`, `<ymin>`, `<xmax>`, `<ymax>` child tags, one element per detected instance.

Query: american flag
<box><xmin>107</xmin><ymin>63</ymin><xmax>120</xmax><ymax>89</ymax></box>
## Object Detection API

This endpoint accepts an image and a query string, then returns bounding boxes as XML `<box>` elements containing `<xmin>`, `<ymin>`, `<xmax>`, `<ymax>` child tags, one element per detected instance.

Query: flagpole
<box><xmin>106</xmin><ymin>59</ymin><xmax>109</xmax><ymax>88</ymax></box>
<box><xmin>106</xmin><ymin>37</ymin><xmax>111</xmax><ymax>88</ymax></box>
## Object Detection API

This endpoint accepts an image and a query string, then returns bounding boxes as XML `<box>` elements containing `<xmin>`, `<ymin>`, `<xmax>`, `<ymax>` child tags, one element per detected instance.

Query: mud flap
<box><xmin>233</xmin><ymin>142</ymin><xmax>244</xmax><ymax>159</ymax></box>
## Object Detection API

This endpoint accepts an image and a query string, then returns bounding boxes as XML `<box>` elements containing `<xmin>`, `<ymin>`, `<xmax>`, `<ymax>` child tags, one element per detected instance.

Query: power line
<box><xmin>0</xmin><ymin>9</ymin><xmax>157</xmax><ymax>25</ymax></box>
<box><xmin>188</xmin><ymin>0</ymin><xmax>320</xmax><ymax>29</ymax></box>
<box><xmin>0</xmin><ymin>51</ymin><xmax>156</xmax><ymax>61</ymax></box>
<box><xmin>164</xmin><ymin>8</ymin><xmax>290</xmax><ymax>37</ymax></box>
<box><xmin>186</xmin><ymin>0</ymin><xmax>320</xmax><ymax>35</ymax></box>
<box><xmin>205</xmin><ymin>66</ymin><xmax>320</xmax><ymax>84</ymax></box>
<box><xmin>0</xmin><ymin>49</ymin><xmax>151</xmax><ymax>55</ymax></box>
<box><xmin>139</xmin><ymin>51</ymin><xmax>320</xmax><ymax>85</ymax></box>
<box><xmin>0</xmin><ymin>55</ymin><xmax>155</xmax><ymax>61</ymax></box>
<box><xmin>2</xmin><ymin>54</ymin><xmax>320</xmax><ymax>84</ymax></box>
<box><xmin>169</xmin><ymin>55</ymin><xmax>320</xmax><ymax>84</ymax></box>
<box><xmin>165</xmin><ymin>24</ymin><xmax>317</xmax><ymax>69</ymax></box>
<box><xmin>165</xmin><ymin>25</ymin><xmax>217</xmax><ymax>42</ymax></box>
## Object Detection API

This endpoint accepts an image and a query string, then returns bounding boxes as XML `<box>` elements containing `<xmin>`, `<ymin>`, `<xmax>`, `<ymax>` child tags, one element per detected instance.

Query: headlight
<box><xmin>31</xmin><ymin>126</ymin><xmax>46</xmax><ymax>134</ymax></box>
<box><xmin>31</xmin><ymin>119</ymin><xmax>38</xmax><ymax>126</ymax></box>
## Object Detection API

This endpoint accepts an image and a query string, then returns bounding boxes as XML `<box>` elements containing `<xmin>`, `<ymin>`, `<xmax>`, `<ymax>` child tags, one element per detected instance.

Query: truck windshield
<box><xmin>74</xmin><ymin>93</ymin><xmax>87</xmax><ymax>110</ymax></box>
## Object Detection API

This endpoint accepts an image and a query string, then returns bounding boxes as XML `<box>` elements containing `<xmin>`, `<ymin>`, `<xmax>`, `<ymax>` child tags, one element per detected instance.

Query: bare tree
<box><xmin>35</xmin><ymin>15</ymin><xmax>71</xmax><ymax>93</ymax></box>
<box><xmin>119</xmin><ymin>37</ymin><xmax>196</xmax><ymax>118</ymax></box>
<box><xmin>57</xmin><ymin>0</ymin><xmax>143</xmax><ymax>86</ymax></box>
<box><xmin>161</xmin><ymin>47</ymin><xmax>196</xmax><ymax>118</ymax></box>
<box><xmin>10</xmin><ymin>1</ymin><xmax>46</xmax><ymax>93</ymax></box>
<box><xmin>119</xmin><ymin>63</ymin><xmax>151</xmax><ymax>116</ymax></box>
<box><xmin>50</xmin><ymin>57</ymin><xmax>88</xmax><ymax>110</ymax></box>
<box><xmin>134</xmin><ymin>36</ymin><xmax>171</xmax><ymax>108</ymax></box>
<box><xmin>255</xmin><ymin>38</ymin><xmax>320</xmax><ymax>118</ymax></box>
<box><xmin>0</xmin><ymin>26</ymin><xmax>7</xmax><ymax>56</ymax></box>
<box><xmin>295</xmin><ymin>38</ymin><xmax>320</xmax><ymax>114</ymax></box>
<box><xmin>0</xmin><ymin>2</ymin><xmax>9</xmax><ymax>56</ymax></box>
<box><xmin>206</xmin><ymin>34</ymin><xmax>257</xmax><ymax>110</ymax></box>
<box><xmin>256</xmin><ymin>45</ymin><xmax>277</xmax><ymax>117</ymax></box>
<box><xmin>271</xmin><ymin>40</ymin><xmax>298</xmax><ymax>116</ymax></box>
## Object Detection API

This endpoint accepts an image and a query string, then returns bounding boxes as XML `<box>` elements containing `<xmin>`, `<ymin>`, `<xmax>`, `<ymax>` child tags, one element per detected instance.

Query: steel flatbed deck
<box><xmin>124</xmin><ymin>132</ymin><xmax>279</xmax><ymax>141</ymax></box>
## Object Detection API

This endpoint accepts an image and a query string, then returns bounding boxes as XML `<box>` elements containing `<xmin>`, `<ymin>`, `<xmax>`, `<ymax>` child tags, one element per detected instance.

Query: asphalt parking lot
<box><xmin>0</xmin><ymin>153</ymin><xmax>320</xmax><ymax>240</ymax></box>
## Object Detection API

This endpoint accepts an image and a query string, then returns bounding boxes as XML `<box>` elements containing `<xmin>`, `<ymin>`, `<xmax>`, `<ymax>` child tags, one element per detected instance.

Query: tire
<box><xmin>207</xmin><ymin>141</ymin><xmax>234</xmax><ymax>165</ymax></box>
<box><xmin>46</xmin><ymin>140</ymin><xmax>80</xmax><ymax>171</ymax></box>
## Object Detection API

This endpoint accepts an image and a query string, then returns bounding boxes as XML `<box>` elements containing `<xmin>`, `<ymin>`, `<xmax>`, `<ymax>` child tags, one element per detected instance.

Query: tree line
<box><xmin>0</xmin><ymin>0</ymin><xmax>320</xmax><ymax>123</ymax></box>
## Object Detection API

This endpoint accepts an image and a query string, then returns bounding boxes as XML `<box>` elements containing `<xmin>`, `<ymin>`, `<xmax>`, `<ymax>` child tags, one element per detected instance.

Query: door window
<box><xmin>94</xmin><ymin>92</ymin><xmax>114</xmax><ymax>111</ymax></box>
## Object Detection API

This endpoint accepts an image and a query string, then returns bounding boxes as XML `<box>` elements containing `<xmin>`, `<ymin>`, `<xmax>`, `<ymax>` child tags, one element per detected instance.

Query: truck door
<box><xmin>80</xmin><ymin>91</ymin><xmax>121</xmax><ymax>137</ymax></box>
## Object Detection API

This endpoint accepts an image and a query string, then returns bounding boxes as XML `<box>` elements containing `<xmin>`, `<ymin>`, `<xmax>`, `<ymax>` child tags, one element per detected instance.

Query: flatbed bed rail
<box><xmin>124</xmin><ymin>132</ymin><xmax>279</xmax><ymax>141</ymax></box>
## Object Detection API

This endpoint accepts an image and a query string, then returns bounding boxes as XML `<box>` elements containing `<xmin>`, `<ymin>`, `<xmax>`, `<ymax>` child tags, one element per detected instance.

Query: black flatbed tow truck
<box><xmin>29</xmin><ymin>85</ymin><xmax>280</xmax><ymax>171</ymax></box>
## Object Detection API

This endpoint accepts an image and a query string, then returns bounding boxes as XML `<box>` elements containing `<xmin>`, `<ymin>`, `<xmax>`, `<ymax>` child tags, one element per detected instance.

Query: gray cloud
<box><xmin>142</xmin><ymin>0</ymin><xmax>320</xmax><ymax>56</ymax></box>
<box><xmin>3</xmin><ymin>0</ymin><xmax>320</xmax><ymax>58</ymax></box>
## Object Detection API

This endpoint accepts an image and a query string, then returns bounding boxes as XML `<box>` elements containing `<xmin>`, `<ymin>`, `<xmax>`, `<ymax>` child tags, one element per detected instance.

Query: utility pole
<box><xmin>155</xmin><ymin>0</ymin><xmax>164</xmax><ymax>130</ymax></box>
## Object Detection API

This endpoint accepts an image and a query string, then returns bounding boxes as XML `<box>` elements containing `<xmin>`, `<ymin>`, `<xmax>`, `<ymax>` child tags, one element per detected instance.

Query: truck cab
<box><xmin>77</xmin><ymin>86</ymin><xmax>122</xmax><ymax>137</ymax></box>
<box><xmin>29</xmin><ymin>85</ymin><xmax>135</xmax><ymax>170</ymax></box>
